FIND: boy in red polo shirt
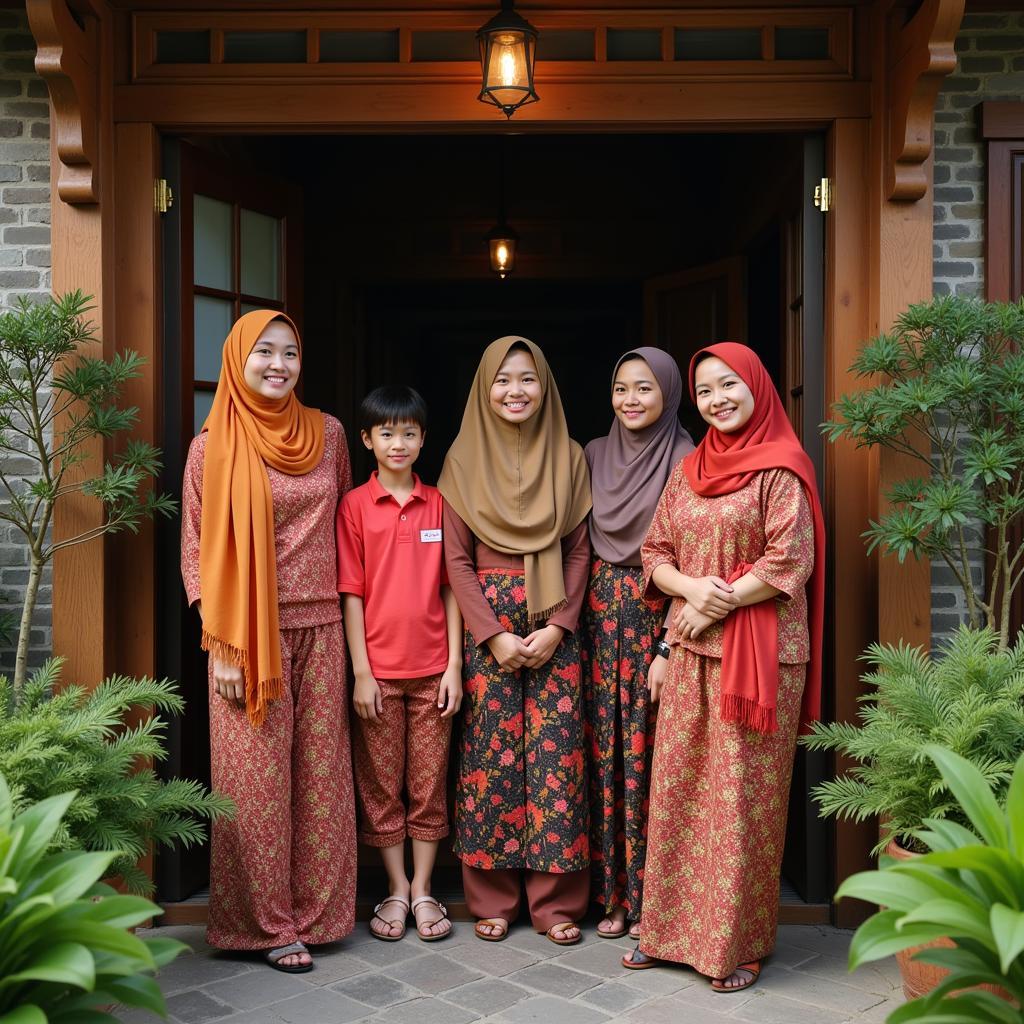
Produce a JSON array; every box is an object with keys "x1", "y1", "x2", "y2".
[{"x1": 337, "y1": 386, "x2": 463, "y2": 944}]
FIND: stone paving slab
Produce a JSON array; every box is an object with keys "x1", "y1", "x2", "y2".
[{"x1": 130, "y1": 921, "x2": 905, "y2": 1024}]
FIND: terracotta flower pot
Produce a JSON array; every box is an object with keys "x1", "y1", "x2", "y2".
[{"x1": 885, "y1": 840, "x2": 1015, "y2": 1005}]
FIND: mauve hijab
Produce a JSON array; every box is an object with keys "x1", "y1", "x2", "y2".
[{"x1": 585, "y1": 347, "x2": 695, "y2": 566}]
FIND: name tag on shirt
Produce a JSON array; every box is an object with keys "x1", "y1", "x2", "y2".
[{"x1": 420, "y1": 529, "x2": 442, "y2": 543}]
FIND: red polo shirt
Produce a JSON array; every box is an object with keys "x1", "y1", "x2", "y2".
[{"x1": 337, "y1": 472, "x2": 449, "y2": 680}]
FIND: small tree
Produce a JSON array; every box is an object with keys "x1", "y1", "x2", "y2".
[
  {"x1": 824, "y1": 295, "x2": 1024, "y2": 649},
  {"x1": 0, "y1": 292, "x2": 176, "y2": 693}
]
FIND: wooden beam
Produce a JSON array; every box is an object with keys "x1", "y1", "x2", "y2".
[{"x1": 112, "y1": 79, "x2": 871, "y2": 128}]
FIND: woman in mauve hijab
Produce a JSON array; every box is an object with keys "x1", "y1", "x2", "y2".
[
  {"x1": 624, "y1": 343, "x2": 824, "y2": 994},
  {"x1": 181, "y1": 310, "x2": 356, "y2": 973},
  {"x1": 581, "y1": 348, "x2": 693, "y2": 941}
]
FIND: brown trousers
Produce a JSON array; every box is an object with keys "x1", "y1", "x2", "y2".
[{"x1": 462, "y1": 864, "x2": 589, "y2": 932}]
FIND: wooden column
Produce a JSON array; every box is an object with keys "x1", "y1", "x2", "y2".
[{"x1": 33, "y1": 0, "x2": 116, "y2": 687}]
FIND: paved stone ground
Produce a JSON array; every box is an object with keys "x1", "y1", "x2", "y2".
[{"x1": 121, "y1": 920, "x2": 906, "y2": 1024}]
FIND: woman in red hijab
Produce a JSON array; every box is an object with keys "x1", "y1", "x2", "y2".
[{"x1": 622, "y1": 343, "x2": 824, "y2": 993}]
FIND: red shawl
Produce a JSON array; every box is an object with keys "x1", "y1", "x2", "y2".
[{"x1": 683, "y1": 342, "x2": 825, "y2": 735}]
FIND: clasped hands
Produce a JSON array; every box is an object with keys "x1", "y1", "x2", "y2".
[
  {"x1": 486, "y1": 624, "x2": 565, "y2": 672},
  {"x1": 674, "y1": 575, "x2": 740, "y2": 641}
]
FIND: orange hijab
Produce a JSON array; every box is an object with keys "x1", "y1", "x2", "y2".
[
  {"x1": 683, "y1": 342, "x2": 825, "y2": 735},
  {"x1": 198, "y1": 310, "x2": 325, "y2": 727}
]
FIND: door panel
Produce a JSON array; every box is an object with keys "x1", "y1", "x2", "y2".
[{"x1": 157, "y1": 140, "x2": 303, "y2": 902}]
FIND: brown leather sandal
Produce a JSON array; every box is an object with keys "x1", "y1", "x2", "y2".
[
  {"x1": 411, "y1": 895, "x2": 451, "y2": 942},
  {"x1": 711, "y1": 960, "x2": 761, "y2": 993},
  {"x1": 546, "y1": 922, "x2": 582, "y2": 946},
  {"x1": 474, "y1": 917, "x2": 509, "y2": 942},
  {"x1": 369, "y1": 895, "x2": 409, "y2": 942}
]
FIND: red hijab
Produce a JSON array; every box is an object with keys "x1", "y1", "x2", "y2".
[{"x1": 683, "y1": 342, "x2": 824, "y2": 735}]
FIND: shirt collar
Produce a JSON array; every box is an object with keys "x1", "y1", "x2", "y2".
[{"x1": 369, "y1": 471, "x2": 425, "y2": 505}]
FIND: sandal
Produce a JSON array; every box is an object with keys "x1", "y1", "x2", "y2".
[
  {"x1": 264, "y1": 941, "x2": 312, "y2": 974},
  {"x1": 711, "y1": 960, "x2": 761, "y2": 993},
  {"x1": 596, "y1": 911, "x2": 628, "y2": 939},
  {"x1": 621, "y1": 946, "x2": 660, "y2": 970},
  {"x1": 474, "y1": 917, "x2": 509, "y2": 942},
  {"x1": 411, "y1": 895, "x2": 451, "y2": 942},
  {"x1": 370, "y1": 895, "x2": 410, "y2": 942},
  {"x1": 628, "y1": 920, "x2": 642, "y2": 940},
  {"x1": 546, "y1": 922, "x2": 581, "y2": 946}
]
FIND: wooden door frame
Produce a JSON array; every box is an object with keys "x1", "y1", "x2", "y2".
[{"x1": 36, "y1": 0, "x2": 961, "y2": 929}]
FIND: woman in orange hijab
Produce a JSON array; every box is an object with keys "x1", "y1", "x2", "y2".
[
  {"x1": 624, "y1": 343, "x2": 824, "y2": 993},
  {"x1": 181, "y1": 310, "x2": 356, "y2": 972}
]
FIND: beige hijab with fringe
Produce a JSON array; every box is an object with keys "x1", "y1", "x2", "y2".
[{"x1": 439, "y1": 336, "x2": 592, "y2": 623}]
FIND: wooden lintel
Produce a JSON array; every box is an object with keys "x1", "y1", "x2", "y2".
[
  {"x1": 27, "y1": 0, "x2": 101, "y2": 204},
  {"x1": 885, "y1": 0, "x2": 965, "y2": 202}
]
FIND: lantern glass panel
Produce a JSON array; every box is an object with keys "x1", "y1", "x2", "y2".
[
  {"x1": 489, "y1": 235, "x2": 516, "y2": 277},
  {"x1": 484, "y1": 30, "x2": 531, "y2": 104}
]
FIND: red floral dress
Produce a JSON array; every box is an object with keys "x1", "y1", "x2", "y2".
[
  {"x1": 638, "y1": 463, "x2": 813, "y2": 978},
  {"x1": 580, "y1": 560, "x2": 660, "y2": 919}
]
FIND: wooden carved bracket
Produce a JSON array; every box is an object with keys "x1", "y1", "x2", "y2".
[
  {"x1": 27, "y1": 0, "x2": 100, "y2": 204},
  {"x1": 886, "y1": 0, "x2": 965, "y2": 202}
]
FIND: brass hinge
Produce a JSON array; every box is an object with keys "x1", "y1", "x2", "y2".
[
  {"x1": 154, "y1": 178, "x2": 174, "y2": 214},
  {"x1": 813, "y1": 177, "x2": 832, "y2": 213}
]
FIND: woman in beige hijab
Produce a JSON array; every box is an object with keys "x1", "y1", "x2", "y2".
[{"x1": 440, "y1": 337, "x2": 592, "y2": 945}]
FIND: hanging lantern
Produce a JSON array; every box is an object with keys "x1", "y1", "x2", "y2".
[
  {"x1": 477, "y1": 0, "x2": 539, "y2": 119},
  {"x1": 488, "y1": 222, "x2": 518, "y2": 279}
]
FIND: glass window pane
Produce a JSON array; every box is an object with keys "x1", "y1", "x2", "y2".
[
  {"x1": 774, "y1": 27, "x2": 829, "y2": 60},
  {"x1": 240, "y1": 302, "x2": 263, "y2": 316},
  {"x1": 156, "y1": 30, "x2": 210, "y2": 64},
  {"x1": 194, "y1": 195, "x2": 233, "y2": 291},
  {"x1": 675, "y1": 28, "x2": 762, "y2": 61},
  {"x1": 536, "y1": 30, "x2": 594, "y2": 61},
  {"x1": 607, "y1": 29, "x2": 662, "y2": 61},
  {"x1": 240, "y1": 209, "x2": 281, "y2": 300},
  {"x1": 224, "y1": 30, "x2": 306, "y2": 63},
  {"x1": 412, "y1": 31, "x2": 478, "y2": 62},
  {"x1": 194, "y1": 295, "x2": 234, "y2": 382},
  {"x1": 194, "y1": 390, "x2": 215, "y2": 436},
  {"x1": 320, "y1": 30, "x2": 399, "y2": 62}
]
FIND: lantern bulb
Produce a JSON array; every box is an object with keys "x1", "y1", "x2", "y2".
[{"x1": 499, "y1": 47, "x2": 517, "y2": 86}]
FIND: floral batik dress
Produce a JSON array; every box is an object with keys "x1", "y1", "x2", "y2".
[
  {"x1": 580, "y1": 559, "x2": 660, "y2": 919},
  {"x1": 638, "y1": 463, "x2": 813, "y2": 979}
]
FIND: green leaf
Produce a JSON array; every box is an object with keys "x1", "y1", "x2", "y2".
[
  {"x1": 24, "y1": 852, "x2": 117, "y2": 905},
  {"x1": 9, "y1": 792, "x2": 76, "y2": 881},
  {"x1": 0, "y1": 775, "x2": 12, "y2": 832},
  {"x1": 80, "y1": 894, "x2": 159, "y2": 930},
  {"x1": 41, "y1": 922, "x2": 154, "y2": 966},
  {"x1": 143, "y1": 936, "x2": 189, "y2": 969},
  {"x1": 899, "y1": 899, "x2": 997, "y2": 949},
  {"x1": 990, "y1": 904, "x2": 1024, "y2": 973},
  {"x1": 836, "y1": 868, "x2": 973, "y2": 911},
  {"x1": 847, "y1": 909, "x2": 950, "y2": 967},
  {"x1": 0, "y1": 942, "x2": 95, "y2": 992},
  {"x1": 1007, "y1": 756, "x2": 1024, "y2": 858},
  {"x1": 104, "y1": 973, "x2": 167, "y2": 1015},
  {"x1": 0, "y1": 1008, "x2": 48, "y2": 1024},
  {"x1": 924, "y1": 746, "x2": 1008, "y2": 849}
]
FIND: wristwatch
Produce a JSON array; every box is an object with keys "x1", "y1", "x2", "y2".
[{"x1": 655, "y1": 640, "x2": 672, "y2": 660}]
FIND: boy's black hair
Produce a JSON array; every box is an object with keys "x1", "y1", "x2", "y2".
[{"x1": 359, "y1": 385, "x2": 428, "y2": 434}]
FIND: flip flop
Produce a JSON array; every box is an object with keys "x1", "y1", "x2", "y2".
[
  {"x1": 370, "y1": 895, "x2": 410, "y2": 942},
  {"x1": 411, "y1": 895, "x2": 452, "y2": 942},
  {"x1": 474, "y1": 917, "x2": 509, "y2": 942},
  {"x1": 621, "y1": 946, "x2": 660, "y2": 970},
  {"x1": 711, "y1": 961, "x2": 761, "y2": 993},
  {"x1": 628, "y1": 920, "x2": 642, "y2": 940},
  {"x1": 264, "y1": 941, "x2": 312, "y2": 973},
  {"x1": 546, "y1": 922, "x2": 582, "y2": 946},
  {"x1": 596, "y1": 915, "x2": 628, "y2": 939}
]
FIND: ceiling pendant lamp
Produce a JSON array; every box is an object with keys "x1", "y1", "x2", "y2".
[
  {"x1": 477, "y1": 0, "x2": 539, "y2": 119},
  {"x1": 487, "y1": 147, "x2": 517, "y2": 279}
]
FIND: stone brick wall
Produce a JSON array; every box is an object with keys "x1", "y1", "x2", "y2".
[
  {"x1": 0, "y1": 5, "x2": 51, "y2": 671},
  {"x1": 931, "y1": 12, "x2": 1024, "y2": 645}
]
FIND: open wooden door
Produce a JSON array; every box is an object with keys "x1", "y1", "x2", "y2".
[
  {"x1": 642, "y1": 134, "x2": 831, "y2": 913},
  {"x1": 156, "y1": 140, "x2": 303, "y2": 903},
  {"x1": 643, "y1": 256, "x2": 745, "y2": 436}
]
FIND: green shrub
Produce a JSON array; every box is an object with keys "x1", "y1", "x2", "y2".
[
  {"x1": 0, "y1": 772, "x2": 187, "y2": 1023},
  {"x1": 0, "y1": 659, "x2": 234, "y2": 894},
  {"x1": 823, "y1": 295, "x2": 1024, "y2": 649},
  {"x1": 838, "y1": 745, "x2": 1024, "y2": 1023},
  {"x1": 802, "y1": 627, "x2": 1024, "y2": 854}
]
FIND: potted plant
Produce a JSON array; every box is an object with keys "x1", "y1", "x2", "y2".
[
  {"x1": 837, "y1": 745, "x2": 1022, "y2": 1022},
  {"x1": 0, "y1": 772, "x2": 188, "y2": 1023},
  {"x1": 0, "y1": 292, "x2": 231, "y2": 891},
  {"x1": 804, "y1": 295, "x2": 1024, "y2": 1000}
]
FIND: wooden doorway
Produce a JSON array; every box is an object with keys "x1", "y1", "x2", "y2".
[{"x1": 157, "y1": 130, "x2": 829, "y2": 921}]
